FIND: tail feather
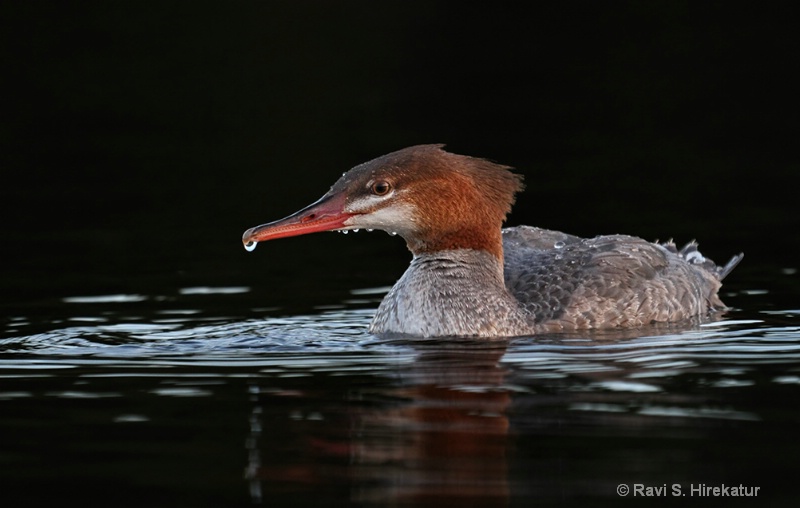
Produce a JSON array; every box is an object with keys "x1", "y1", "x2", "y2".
[
  {"x1": 717, "y1": 252, "x2": 744, "y2": 280},
  {"x1": 660, "y1": 240, "x2": 743, "y2": 281}
]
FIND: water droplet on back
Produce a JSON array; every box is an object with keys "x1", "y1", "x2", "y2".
[
  {"x1": 244, "y1": 241, "x2": 258, "y2": 252},
  {"x1": 554, "y1": 241, "x2": 565, "y2": 249}
]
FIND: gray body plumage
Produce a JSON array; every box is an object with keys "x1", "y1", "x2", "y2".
[{"x1": 369, "y1": 226, "x2": 742, "y2": 337}]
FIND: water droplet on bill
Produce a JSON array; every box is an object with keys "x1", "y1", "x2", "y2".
[{"x1": 244, "y1": 241, "x2": 258, "y2": 252}]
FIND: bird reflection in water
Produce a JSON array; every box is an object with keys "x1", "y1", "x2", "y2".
[{"x1": 245, "y1": 340, "x2": 511, "y2": 506}]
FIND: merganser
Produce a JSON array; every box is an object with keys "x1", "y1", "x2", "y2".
[{"x1": 242, "y1": 145, "x2": 742, "y2": 338}]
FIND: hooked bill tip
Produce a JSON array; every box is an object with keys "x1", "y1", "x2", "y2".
[{"x1": 242, "y1": 227, "x2": 258, "y2": 252}]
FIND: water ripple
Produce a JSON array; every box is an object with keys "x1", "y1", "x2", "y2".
[{"x1": 2, "y1": 310, "x2": 800, "y2": 385}]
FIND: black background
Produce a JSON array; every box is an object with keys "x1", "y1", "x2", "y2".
[{"x1": 2, "y1": 1, "x2": 798, "y2": 308}]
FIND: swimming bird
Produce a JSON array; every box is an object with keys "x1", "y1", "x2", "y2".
[{"x1": 242, "y1": 145, "x2": 742, "y2": 338}]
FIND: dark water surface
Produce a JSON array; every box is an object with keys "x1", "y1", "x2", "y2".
[{"x1": 3, "y1": 267, "x2": 800, "y2": 507}]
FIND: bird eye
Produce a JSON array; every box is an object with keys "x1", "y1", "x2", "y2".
[{"x1": 370, "y1": 180, "x2": 392, "y2": 196}]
